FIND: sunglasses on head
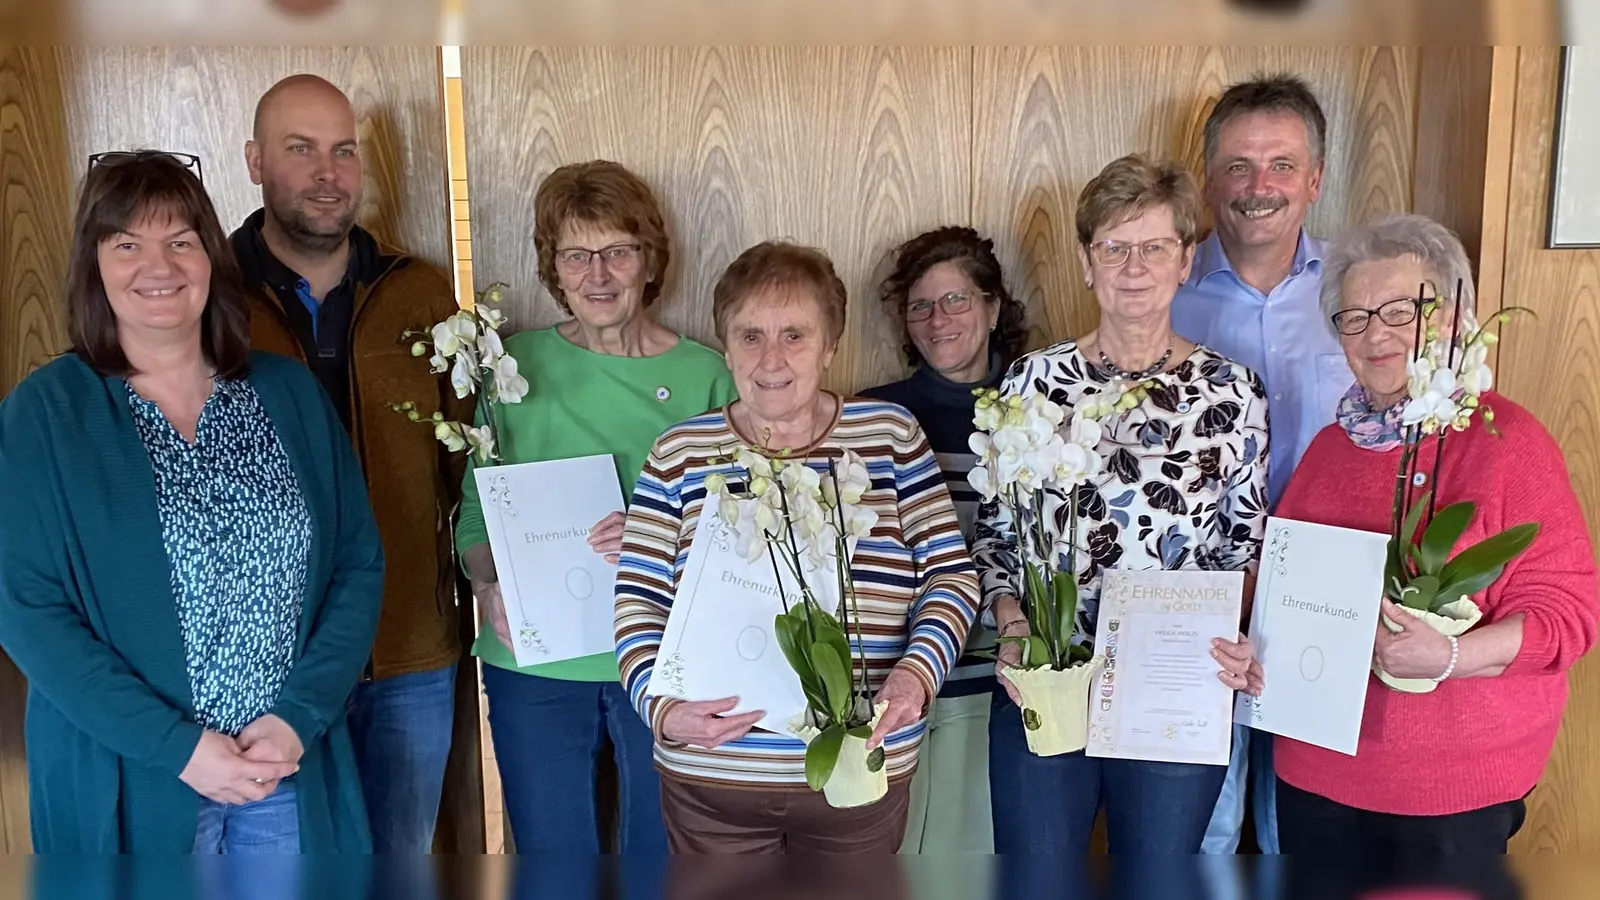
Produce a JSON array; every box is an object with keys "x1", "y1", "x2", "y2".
[{"x1": 87, "y1": 150, "x2": 203, "y2": 184}]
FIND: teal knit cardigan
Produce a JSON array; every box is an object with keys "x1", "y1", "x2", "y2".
[{"x1": 0, "y1": 351, "x2": 383, "y2": 853}]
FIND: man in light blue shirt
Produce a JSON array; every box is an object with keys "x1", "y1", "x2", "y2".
[{"x1": 1173, "y1": 75, "x2": 1355, "y2": 856}]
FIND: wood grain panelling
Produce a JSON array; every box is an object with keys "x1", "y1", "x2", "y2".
[
  {"x1": 1496, "y1": 46, "x2": 1600, "y2": 853},
  {"x1": 1412, "y1": 48, "x2": 1495, "y2": 272},
  {"x1": 0, "y1": 46, "x2": 73, "y2": 854},
  {"x1": 972, "y1": 48, "x2": 1416, "y2": 348},
  {"x1": 0, "y1": 48, "x2": 72, "y2": 399},
  {"x1": 460, "y1": 47, "x2": 972, "y2": 393},
  {"x1": 52, "y1": 47, "x2": 453, "y2": 274}
]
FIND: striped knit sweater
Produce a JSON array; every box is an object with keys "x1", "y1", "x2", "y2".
[{"x1": 614, "y1": 397, "x2": 981, "y2": 789}]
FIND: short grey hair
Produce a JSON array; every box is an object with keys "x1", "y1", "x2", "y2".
[{"x1": 1319, "y1": 213, "x2": 1477, "y2": 337}]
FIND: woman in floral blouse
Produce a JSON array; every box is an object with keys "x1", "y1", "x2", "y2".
[{"x1": 976, "y1": 154, "x2": 1267, "y2": 856}]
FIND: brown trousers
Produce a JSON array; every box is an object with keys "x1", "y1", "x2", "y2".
[{"x1": 659, "y1": 772, "x2": 912, "y2": 853}]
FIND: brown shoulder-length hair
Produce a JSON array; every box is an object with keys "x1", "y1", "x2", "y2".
[
  {"x1": 879, "y1": 226, "x2": 1028, "y2": 370},
  {"x1": 65, "y1": 151, "x2": 251, "y2": 378},
  {"x1": 533, "y1": 160, "x2": 671, "y2": 314}
]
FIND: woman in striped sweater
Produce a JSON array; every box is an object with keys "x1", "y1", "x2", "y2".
[{"x1": 614, "y1": 241, "x2": 981, "y2": 852}]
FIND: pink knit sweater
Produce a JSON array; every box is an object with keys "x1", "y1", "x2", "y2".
[{"x1": 1273, "y1": 392, "x2": 1598, "y2": 815}]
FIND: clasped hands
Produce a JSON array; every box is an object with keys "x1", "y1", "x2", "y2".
[
  {"x1": 475, "y1": 511, "x2": 625, "y2": 649},
  {"x1": 179, "y1": 713, "x2": 304, "y2": 805}
]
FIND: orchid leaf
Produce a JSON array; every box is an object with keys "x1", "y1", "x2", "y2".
[
  {"x1": 811, "y1": 641, "x2": 853, "y2": 723},
  {"x1": 1067, "y1": 643, "x2": 1094, "y2": 664},
  {"x1": 847, "y1": 724, "x2": 873, "y2": 740},
  {"x1": 775, "y1": 612, "x2": 829, "y2": 713},
  {"x1": 1400, "y1": 574, "x2": 1440, "y2": 612},
  {"x1": 1439, "y1": 523, "x2": 1540, "y2": 590},
  {"x1": 1052, "y1": 571, "x2": 1080, "y2": 661},
  {"x1": 1025, "y1": 562, "x2": 1052, "y2": 650},
  {"x1": 804, "y1": 724, "x2": 845, "y2": 791},
  {"x1": 1419, "y1": 502, "x2": 1475, "y2": 575},
  {"x1": 1027, "y1": 635, "x2": 1052, "y2": 669},
  {"x1": 1400, "y1": 490, "x2": 1432, "y2": 552},
  {"x1": 1435, "y1": 565, "x2": 1503, "y2": 608}
]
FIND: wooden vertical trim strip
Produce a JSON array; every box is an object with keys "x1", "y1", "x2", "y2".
[{"x1": 1474, "y1": 46, "x2": 1521, "y2": 374}]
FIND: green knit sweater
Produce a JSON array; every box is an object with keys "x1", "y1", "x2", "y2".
[
  {"x1": 0, "y1": 352, "x2": 383, "y2": 854},
  {"x1": 456, "y1": 326, "x2": 736, "y2": 681}
]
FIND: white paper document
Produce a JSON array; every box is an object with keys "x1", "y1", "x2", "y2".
[
  {"x1": 1234, "y1": 517, "x2": 1388, "y2": 756},
  {"x1": 646, "y1": 505, "x2": 847, "y2": 735},
  {"x1": 1087, "y1": 569, "x2": 1244, "y2": 766},
  {"x1": 474, "y1": 455, "x2": 624, "y2": 667}
]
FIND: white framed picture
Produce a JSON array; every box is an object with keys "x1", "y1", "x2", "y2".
[{"x1": 1549, "y1": 46, "x2": 1600, "y2": 249}]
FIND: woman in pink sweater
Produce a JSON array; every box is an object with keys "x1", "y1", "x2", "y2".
[{"x1": 1273, "y1": 212, "x2": 1598, "y2": 864}]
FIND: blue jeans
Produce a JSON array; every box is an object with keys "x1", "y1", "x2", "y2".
[
  {"x1": 988, "y1": 687, "x2": 1226, "y2": 854},
  {"x1": 347, "y1": 663, "x2": 457, "y2": 853},
  {"x1": 481, "y1": 665, "x2": 667, "y2": 854},
  {"x1": 193, "y1": 781, "x2": 300, "y2": 900},
  {"x1": 1200, "y1": 723, "x2": 1280, "y2": 853}
]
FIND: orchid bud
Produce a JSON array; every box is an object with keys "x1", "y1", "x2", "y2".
[
  {"x1": 484, "y1": 283, "x2": 507, "y2": 305},
  {"x1": 1426, "y1": 328, "x2": 1439, "y2": 341},
  {"x1": 1481, "y1": 331, "x2": 1499, "y2": 345},
  {"x1": 705, "y1": 473, "x2": 728, "y2": 495},
  {"x1": 1464, "y1": 396, "x2": 1479, "y2": 409},
  {"x1": 1482, "y1": 408, "x2": 1496, "y2": 423},
  {"x1": 411, "y1": 341, "x2": 428, "y2": 357},
  {"x1": 750, "y1": 476, "x2": 772, "y2": 496},
  {"x1": 406, "y1": 409, "x2": 422, "y2": 422},
  {"x1": 432, "y1": 411, "x2": 445, "y2": 423}
]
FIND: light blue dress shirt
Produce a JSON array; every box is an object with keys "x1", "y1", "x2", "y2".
[{"x1": 1172, "y1": 230, "x2": 1354, "y2": 508}]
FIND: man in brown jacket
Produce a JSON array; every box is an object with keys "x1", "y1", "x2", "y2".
[{"x1": 231, "y1": 74, "x2": 471, "y2": 852}]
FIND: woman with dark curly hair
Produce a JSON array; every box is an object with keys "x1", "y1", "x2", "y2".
[{"x1": 859, "y1": 225, "x2": 1028, "y2": 854}]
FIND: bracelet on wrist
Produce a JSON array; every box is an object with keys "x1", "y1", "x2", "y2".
[
  {"x1": 998, "y1": 619, "x2": 1029, "y2": 636},
  {"x1": 1434, "y1": 634, "x2": 1460, "y2": 682}
]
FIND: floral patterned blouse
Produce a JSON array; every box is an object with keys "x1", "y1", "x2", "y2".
[
  {"x1": 972, "y1": 339, "x2": 1270, "y2": 650},
  {"x1": 128, "y1": 378, "x2": 310, "y2": 736}
]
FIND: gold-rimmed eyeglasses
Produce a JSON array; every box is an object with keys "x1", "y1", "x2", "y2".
[{"x1": 1087, "y1": 237, "x2": 1182, "y2": 268}]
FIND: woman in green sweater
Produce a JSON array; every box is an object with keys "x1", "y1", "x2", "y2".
[
  {"x1": 456, "y1": 161, "x2": 734, "y2": 853},
  {"x1": 0, "y1": 152, "x2": 381, "y2": 865}
]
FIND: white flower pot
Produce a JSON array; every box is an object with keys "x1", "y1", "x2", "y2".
[
  {"x1": 1006, "y1": 660, "x2": 1102, "y2": 756},
  {"x1": 1373, "y1": 598, "x2": 1484, "y2": 694},
  {"x1": 789, "y1": 701, "x2": 891, "y2": 809}
]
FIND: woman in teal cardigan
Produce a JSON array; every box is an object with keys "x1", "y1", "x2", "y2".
[{"x1": 0, "y1": 151, "x2": 382, "y2": 856}]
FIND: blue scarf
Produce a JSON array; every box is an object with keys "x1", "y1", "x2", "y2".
[{"x1": 1336, "y1": 382, "x2": 1407, "y2": 452}]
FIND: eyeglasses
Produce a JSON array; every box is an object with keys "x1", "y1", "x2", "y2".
[
  {"x1": 88, "y1": 150, "x2": 203, "y2": 184},
  {"x1": 904, "y1": 290, "x2": 986, "y2": 323},
  {"x1": 1087, "y1": 237, "x2": 1183, "y2": 268},
  {"x1": 554, "y1": 243, "x2": 643, "y2": 274},
  {"x1": 1330, "y1": 296, "x2": 1426, "y2": 336}
]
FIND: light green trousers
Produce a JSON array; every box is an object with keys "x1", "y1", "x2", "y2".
[{"x1": 899, "y1": 690, "x2": 994, "y2": 854}]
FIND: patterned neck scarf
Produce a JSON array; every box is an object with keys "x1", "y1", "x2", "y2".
[{"x1": 1336, "y1": 382, "x2": 1407, "y2": 452}]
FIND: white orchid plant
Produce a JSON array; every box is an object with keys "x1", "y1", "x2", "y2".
[
  {"x1": 1385, "y1": 282, "x2": 1539, "y2": 615},
  {"x1": 968, "y1": 388, "x2": 1105, "y2": 672},
  {"x1": 703, "y1": 447, "x2": 882, "y2": 791},
  {"x1": 392, "y1": 281, "x2": 528, "y2": 464}
]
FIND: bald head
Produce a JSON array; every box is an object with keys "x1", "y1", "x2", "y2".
[
  {"x1": 246, "y1": 74, "x2": 362, "y2": 255},
  {"x1": 252, "y1": 74, "x2": 352, "y2": 142}
]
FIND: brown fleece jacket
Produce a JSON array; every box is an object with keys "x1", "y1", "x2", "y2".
[{"x1": 234, "y1": 217, "x2": 473, "y2": 680}]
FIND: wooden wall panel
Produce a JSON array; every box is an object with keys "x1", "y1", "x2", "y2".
[
  {"x1": 0, "y1": 46, "x2": 74, "y2": 854},
  {"x1": 53, "y1": 47, "x2": 453, "y2": 275},
  {"x1": 972, "y1": 47, "x2": 1416, "y2": 348},
  {"x1": 1496, "y1": 47, "x2": 1600, "y2": 854},
  {"x1": 460, "y1": 47, "x2": 973, "y2": 394}
]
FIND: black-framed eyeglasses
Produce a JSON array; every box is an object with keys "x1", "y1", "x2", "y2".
[
  {"x1": 904, "y1": 290, "x2": 987, "y2": 323},
  {"x1": 554, "y1": 242, "x2": 643, "y2": 273},
  {"x1": 1330, "y1": 296, "x2": 1426, "y2": 336},
  {"x1": 87, "y1": 150, "x2": 203, "y2": 184}
]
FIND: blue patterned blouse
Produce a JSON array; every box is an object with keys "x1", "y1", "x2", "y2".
[{"x1": 128, "y1": 378, "x2": 311, "y2": 736}]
